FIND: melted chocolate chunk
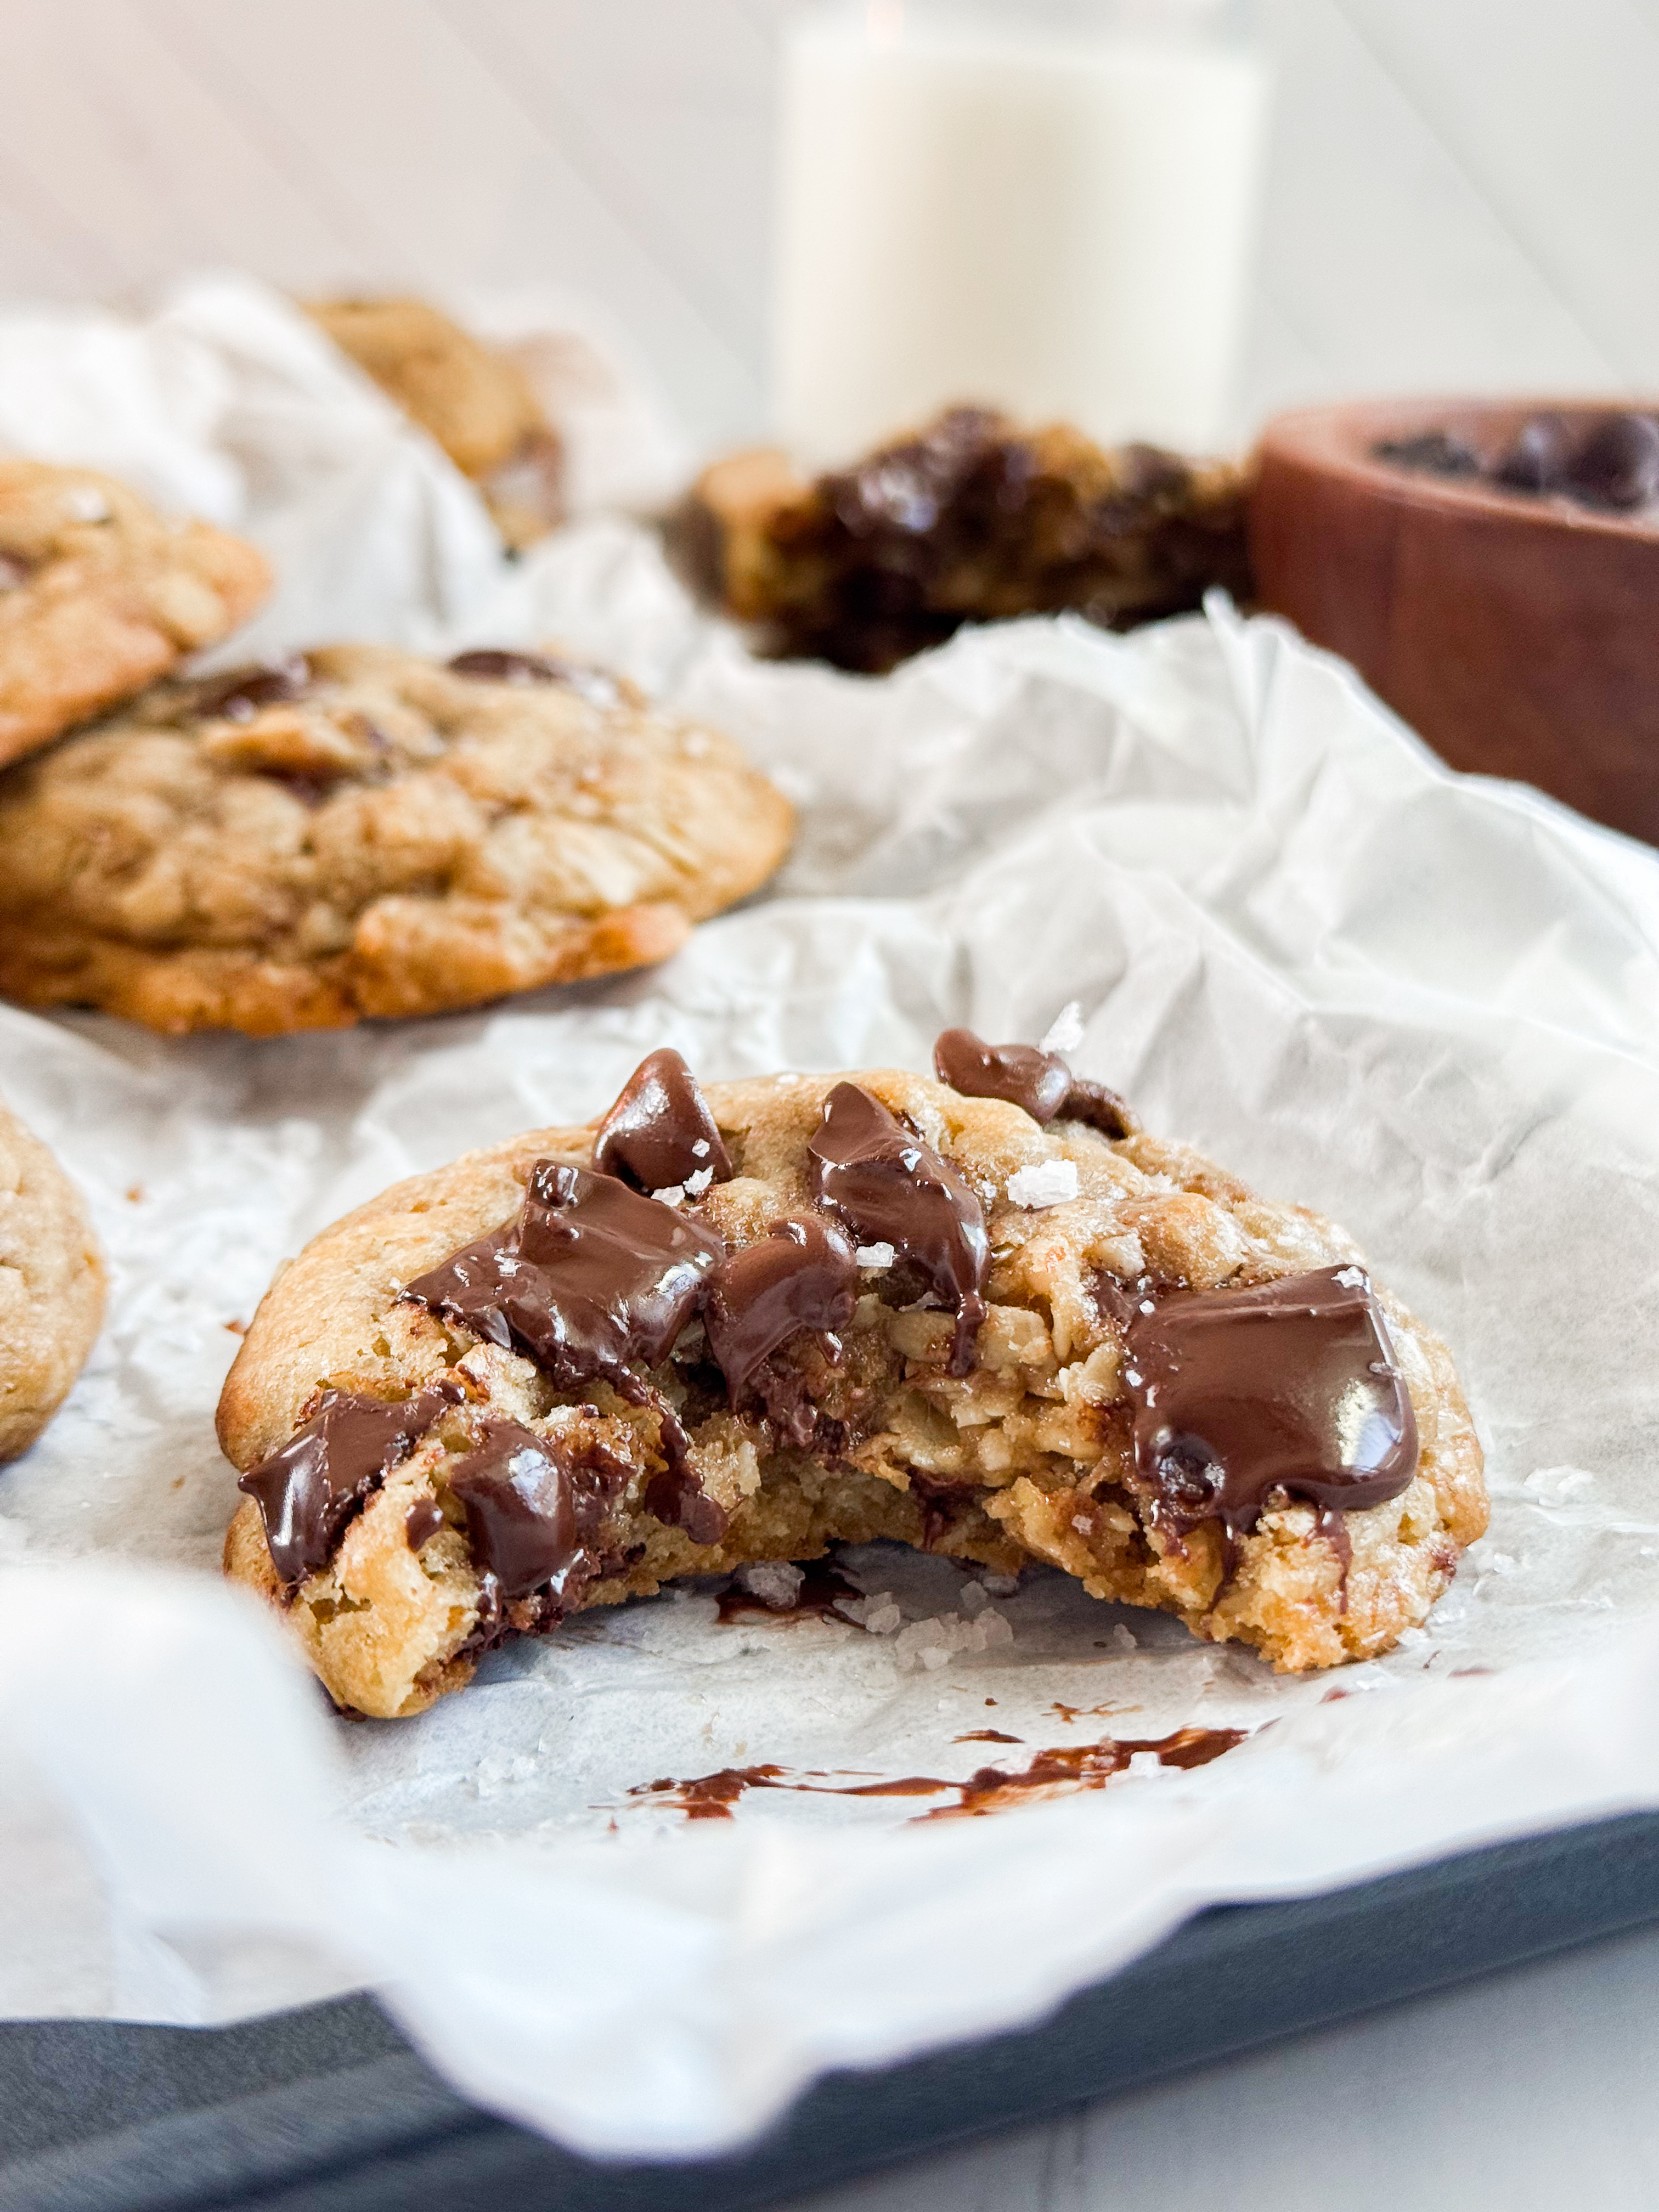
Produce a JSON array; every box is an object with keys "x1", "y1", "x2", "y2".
[
  {"x1": 194, "y1": 656, "x2": 313, "y2": 724},
  {"x1": 933, "y1": 1028, "x2": 1070, "y2": 1121},
  {"x1": 402, "y1": 1161, "x2": 727, "y2": 1539},
  {"x1": 703, "y1": 1216, "x2": 857, "y2": 1410},
  {"x1": 240, "y1": 1385, "x2": 454, "y2": 1585},
  {"x1": 1058, "y1": 1078, "x2": 1136, "y2": 1139},
  {"x1": 807, "y1": 1084, "x2": 989, "y2": 1375},
  {"x1": 591, "y1": 1048, "x2": 734, "y2": 1195},
  {"x1": 447, "y1": 1418, "x2": 629, "y2": 1602},
  {"x1": 0, "y1": 551, "x2": 30, "y2": 591},
  {"x1": 1121, "y1": 1265, "x2": 1417, "y2": 1546},
  {"x1": 933, "y1": 1026, "x2": 1137, "y2": 1139},
  {"x1": 404, "y1": 1497, "x2": 447, "y2": 1552}
]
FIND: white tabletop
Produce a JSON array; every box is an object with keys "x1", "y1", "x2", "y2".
[{"x1": 793, "y1": 1918, "x2": 1659, "y2": 2211}]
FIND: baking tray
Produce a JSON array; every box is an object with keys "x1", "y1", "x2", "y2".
[{"x1": 9, "y1": 1807, "x2": 1659, "y2": 2212}]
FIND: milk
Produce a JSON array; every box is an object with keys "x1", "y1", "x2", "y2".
[{"x1": 772, "y1": 3, "x2": 1271, "y2": 460}]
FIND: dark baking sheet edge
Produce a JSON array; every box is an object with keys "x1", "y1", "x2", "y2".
[{"x1": 9, "y1": 1807, "x2": 1659, "y2": 2212}]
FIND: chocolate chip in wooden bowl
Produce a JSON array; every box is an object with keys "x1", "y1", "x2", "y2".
[
  {"x1": 1370, "y1": 430, "x2": 1481, "y2": 479},
  {"x1": 1561, "y1": 410, "x2": 1659, "y2": 511},
  {"x1": 1491, "y1": 412, "x2": 1572, "y2": 494}
]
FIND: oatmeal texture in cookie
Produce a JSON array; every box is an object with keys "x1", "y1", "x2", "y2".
[
  {"x1": 304, "y1": 297, "x2": 565, "y2": 549},
  {"x1": 0, "y1": 645, "x2": 795, "y2": 1035},
  {"x1": 0, "y1": 459, "x2": 270, "y2": 768},
  {"x1": 0, "y1": 1100, "x2": 105, "y2": 1460},
  {"x1": 220, "y1": 1042, "x2": 1486, "y2": 1718}
]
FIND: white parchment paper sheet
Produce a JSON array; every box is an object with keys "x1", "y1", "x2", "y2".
[{"x1": 3, "y1": 281, "x2": 1659, "y2": 2156}]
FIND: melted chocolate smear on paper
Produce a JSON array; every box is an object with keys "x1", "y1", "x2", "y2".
[
  {"x1": 241, "y1": 1383, "x2": 457, "y2": 1584},
  {"x1": 714, "y1": 1555, "x2": 863, "y2": 1626},
  {"x1": 448, "y1": 1417, "x2": 632, "y2": 1603},
  {"x1": 591, "y1": 1048, "x2": 733, "y2": 1195},
  {"x1": 703, "y1": 1215, "x2": 857, "y2": 1416},
  {"x1": 933, "y1": 1027, "x2": 1136, "y2": 1139},
  {"x1": 631, "y1": 1725, "x2": 1245, "y2": 1823},
  {"x1": 1122, "y1": 1265, "x2": 1417, "y2": 1564},
  {"x1": 808, "y1": 1082, "x2": 988, "y2": 1375},
  {"x1": 194, "y1": 656, "x2": 313, "y2": 723},
  {"x1": 402, "y1": 1160, "x2": 728, "y2": 1543}
]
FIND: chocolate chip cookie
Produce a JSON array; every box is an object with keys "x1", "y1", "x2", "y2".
[
  {"x1": 0, "y1": 460, "x2": 270, "y2": 769},
  {"x1": 219, "y1": 1036, "x2": 1485, "y2": 1718},
  {"x1": 669, "y1": 406, "x2": 1254, "y2": 673},
  {"x1": 0, "y1": 1100, "x2": 105, "y2": 1461},
  {"x1": 0, "y1": 646, "x2": 794, "y2": 1035},
  {"x1": 304, "y1": 297, "x2": 565, "y2": 549}
]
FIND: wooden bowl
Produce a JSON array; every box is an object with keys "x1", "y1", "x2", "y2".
[{"x1": 1249, "y1": 398, "x2": 1659, "y2": 842}]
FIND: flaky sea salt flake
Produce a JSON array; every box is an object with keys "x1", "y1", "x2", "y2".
[
  {"x1": 1040, "y1": 1001, "x2": 1085, "y2": 1054},
  {"x1": 1006, "y1": 1159, "x2": 1079, "y2": 1210}
]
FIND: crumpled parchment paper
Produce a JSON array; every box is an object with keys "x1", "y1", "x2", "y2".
[{"x1": 3, "y1": 280, "x2": 1659, "y2": 2159}]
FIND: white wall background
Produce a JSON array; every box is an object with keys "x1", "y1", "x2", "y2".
[{"x1": 0, "y1": 0, "x2": 1652, "y2": 452}]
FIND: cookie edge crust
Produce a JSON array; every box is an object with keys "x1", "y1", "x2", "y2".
[{"x1": 0, "y1": 1103, "x2": 108, "y2": 1462}]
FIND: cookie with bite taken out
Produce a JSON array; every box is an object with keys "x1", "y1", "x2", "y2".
[{"x1": 220, "y1": 1034, "x2": 1485, "y2": 1718}]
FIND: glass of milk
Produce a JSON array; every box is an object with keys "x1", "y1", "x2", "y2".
[{"x1": 772, "y1": 0, "x2": 1272, "y2": 461}]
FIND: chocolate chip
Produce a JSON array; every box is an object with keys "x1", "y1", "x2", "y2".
[
  {"x1": 447, "y1": 647, "x2": 621, "y2": 709},
  {"x1": 1561, "y1": 411, "x2": 1659, "y2": 511},
  {"x1": 401, "y1": 1160, "x2": 728, "y2": 1541},
  {"x1": 933, "y1": 1028, "x2": 1070, "y2": 1122},
  {"x1": 240, "y1": 1385, "x2": 456, "y2": 1585},
  {"x1": 592, "y1": 1049, "x2": 733, "y2": 1195},
  {"x1": 447, "y1": 648, "x2": 572, "y2": 685},
  {"x1": 1373, "y1": 431, "x2": 1481, "y2": 479},
  {"x1": 807, "y1": 1084, "x2": 989, "y2": 1376},
  {"x1": 1122, "y1": 1266, "x2": 1418, "y2": 1548},
  {"x1": 703, "y1": 1216, "x2": 858, "y2": 1410},
  {"x1": 195, "y1": 656, "x2": 313, "y2": 724},
  {"x1": 0, "y1": 552, "x2": 30, "y2": 591},
  {"x1": 1491, "y1": 413, "x2": 1571, "y2": 494},
  {"x1": 405, "y1": 1497, "x2": 447, "y2": 1551}
]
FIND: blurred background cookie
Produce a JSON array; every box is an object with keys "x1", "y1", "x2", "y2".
[
  {"x1": 0, "y1": 643, "x2": 794, "y2": 1035},
  {"x1": 304, "y1": 296, "x2": 566, "y2": 551},
  {"x1": 0, "y1": 1098, "x2": 105, "y2": 1463},
  {"x1": 0, "y1": 459, "x2": 270, "y2": 768},
  {"x1": 670, "y1": 407, "x2": 1253, "y2": 674}
]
